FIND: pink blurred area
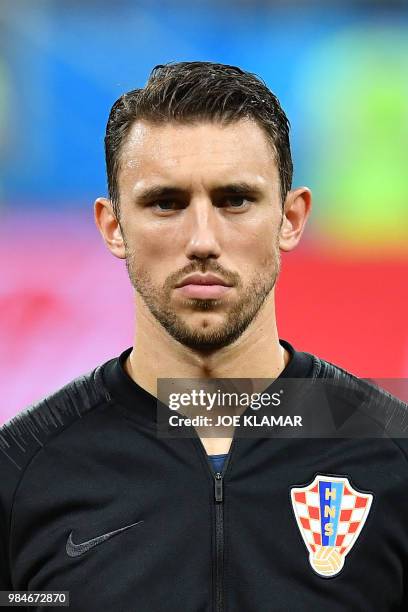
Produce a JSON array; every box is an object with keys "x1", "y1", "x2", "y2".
[
  {"x1": 0, "y1": 211, "x2": 134, "y2": 425},
  {"x1": 1, "y1": 211, "x2": 407, "y2": 425}
]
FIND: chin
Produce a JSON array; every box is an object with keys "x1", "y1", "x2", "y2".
[{"x1": 185, "y1": 313, "x2": 227, "y2": 329}]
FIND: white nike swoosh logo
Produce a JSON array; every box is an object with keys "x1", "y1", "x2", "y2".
[{"x1": 66, "y1": 520, "x2": 144, "y2": 557}]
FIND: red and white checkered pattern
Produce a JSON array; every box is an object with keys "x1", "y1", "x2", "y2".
[{"x1": 291, "y1": 476, "x2": 373, "y2": 557}]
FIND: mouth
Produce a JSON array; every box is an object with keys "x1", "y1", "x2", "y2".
[
  {"x1": 175, "y1": 284, "x2": 232, "y2": 299},
  {"x1": 174, "y1": 273, "x2": 233, "y2": 299}
]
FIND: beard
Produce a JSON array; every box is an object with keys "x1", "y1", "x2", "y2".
[{"x1": 123, "y1": 237, "x2": 281, "y2": 352}]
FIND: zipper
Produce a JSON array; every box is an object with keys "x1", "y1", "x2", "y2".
[
  {"x1": 214, "y1": 471, "x2": 224, "y2": 612},
  {"x1": 193, "y1": 437, "x2": 235, "y2": 612}
]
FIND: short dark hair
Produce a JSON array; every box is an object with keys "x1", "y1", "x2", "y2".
[{"x1": 104, "y1": 61, "x2": 293, "y2": 218}]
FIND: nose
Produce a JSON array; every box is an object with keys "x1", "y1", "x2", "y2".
[{"x1": 184, "y1": 197, "x2": 222, "y2": 261}]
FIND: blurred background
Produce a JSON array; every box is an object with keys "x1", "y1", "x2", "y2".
[{"x1": 1, "y1": 0, "x2": 407, "y2": 423}]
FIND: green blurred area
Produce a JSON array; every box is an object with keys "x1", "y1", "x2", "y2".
[{"x1": 299, "y1": 26, "x2": 408, "y2": 251}]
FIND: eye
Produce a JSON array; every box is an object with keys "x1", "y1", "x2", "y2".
[
  {"x1": 221, "y1": 196, "x2": 252, "y2": 210},
  {"x1": 152, "y1": 200, "x2": 185, "y2": 212}
]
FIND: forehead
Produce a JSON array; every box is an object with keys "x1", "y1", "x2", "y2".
[{"x1": 118, "y1": 118, "x2": 279, "y2": 189}]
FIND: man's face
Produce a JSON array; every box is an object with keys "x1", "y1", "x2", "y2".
[{"x1": 116, "y1": 118, "x2": 283, "y2": 351}]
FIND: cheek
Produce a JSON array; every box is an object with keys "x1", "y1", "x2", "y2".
[
  {"x1": 233, "y1": 221, "x2": 279, "y2": 266},
  {"x1": 132, "y1": 218, "x2": 182, "y2": 255},
  {"x1": 126, "y1": 219, "x2": 171, "y2": 257},
  {"x1": 126, "y1": 228, "x2": 177, "y2": 287}
]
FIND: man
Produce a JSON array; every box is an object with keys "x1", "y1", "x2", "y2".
[{"x1": 1, "y1": 62, "x2": 407, "y2": 611}]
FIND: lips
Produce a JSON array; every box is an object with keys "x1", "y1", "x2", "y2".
[
  {"x1": 175, "y1": 274, "x2": 232, "y2": 288},
  {"x1": 175, "y1": 273, "x2": 233, "y2": 299}
]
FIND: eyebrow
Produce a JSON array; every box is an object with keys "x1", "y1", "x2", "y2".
[
  {"x1": 136, "y1": 186, "x2": 185, "y2": 201},
  {"x1": 135, "y1": 181, "x2": 264, "y2": 202},
  {"x1": 212, "y1": 182, "x2": 263, "y2": 197}
]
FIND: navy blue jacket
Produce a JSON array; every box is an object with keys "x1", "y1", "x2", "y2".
[{"x1": 1, "y1": 341, "x2": 407, "y2": 611}]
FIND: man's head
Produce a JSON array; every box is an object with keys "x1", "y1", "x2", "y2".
[
  {"x1": 105, "y1": 62, "x2": 294, "y2": 219},
  {"x1": 95, "y1": 61, "x2": 311, "y2": 352}
]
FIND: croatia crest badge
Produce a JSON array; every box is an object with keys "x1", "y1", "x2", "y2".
[{"x1": 290, "y1": 474, "x2": 373, "y2": 577}]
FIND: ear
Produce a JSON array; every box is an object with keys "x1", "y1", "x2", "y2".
[
  {"x1": 94, "y1": 197, "x2": 126, "y2": 259},
  {"x1": 279, "y1": 187, "x2": 312, "y2": 252}
]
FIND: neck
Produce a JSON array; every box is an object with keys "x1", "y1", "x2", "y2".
[{"x1": 125, "y1": 291, "x2": 290, "y2": 398}]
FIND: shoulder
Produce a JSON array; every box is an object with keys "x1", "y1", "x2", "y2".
[
  {"x1": 0, "y1": 364, "x2": 110, "y2": 476},
  {"x1": 315, "y1": 353, "x2": 405, "y2": 407},
  {"x1": 312, "y1": 353, "x2": 408, "y2": 458},
  {"x1": 0, "y1": 363, "x2": 112, "y2": 587}
]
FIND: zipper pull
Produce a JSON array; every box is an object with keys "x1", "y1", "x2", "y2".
[{"x1": 214, "y1": 472, "x2": 223, "y2": 502}]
